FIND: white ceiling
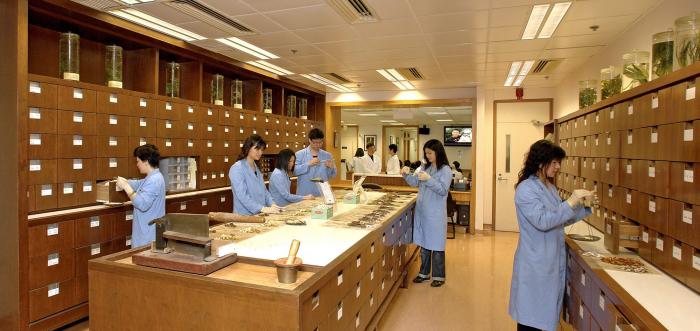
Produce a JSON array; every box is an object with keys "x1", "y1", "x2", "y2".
[
  {"x1": 74, "y1": 0, "x2": 663, "y2": 92},
  {"x1": 341, "y1": 106, "x2": 472, "y2": 126}
]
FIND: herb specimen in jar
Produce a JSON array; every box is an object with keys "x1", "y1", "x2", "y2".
[
  {"x1": 579, "y1": 87, "x2": 596, "y2": 108},
  {"x1": 622, "y1": 63, "x2": 649, "y2": 91},
  {"x1": 600, "y1": 75, "x2": 622, "y2": 100},
  {"x1": 677, "y1": 35, "x2": 700, "y2": 67},
  {"x1": 652, "y1": 39, "x2": 674, "y2": 78}
]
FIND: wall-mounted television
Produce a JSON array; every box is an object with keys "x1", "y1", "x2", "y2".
[{"x1": 444, "y1": 126, "x2": 472, "y2": 146}]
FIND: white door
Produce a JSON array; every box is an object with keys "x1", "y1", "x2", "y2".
[{"x1": 494, "y1": 101, "x2": 550, "y2": 232}]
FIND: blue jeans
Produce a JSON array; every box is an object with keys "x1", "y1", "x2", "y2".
[{"x1": 418, "y1": 247, "x2": 445, "y2": 281}]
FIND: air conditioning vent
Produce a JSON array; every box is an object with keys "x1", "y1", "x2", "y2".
[
  {"x1": 326, "y1": 0, "x2": 379, "y2": 24},
  {"x1": 326, "y1": 73, "x2": 352, "y2": 84},
  {"x1": 397, "y1": 67, "x2": 425, "y2": 80},
  {"x1": 166, "y1": 0, "x2": 255, "y2": 35},
  {"x1": 531, "y1": 59, "x2": 563, "y2": 75}
]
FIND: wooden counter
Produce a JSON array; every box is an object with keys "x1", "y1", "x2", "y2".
[{"x1": 89, "y1": 192, "x2": 419, "y2": 330}]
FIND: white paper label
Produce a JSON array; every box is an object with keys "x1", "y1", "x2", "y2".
[
  {"x1": 649, "y1": 200, "x2": 656, "y2": 213},
  {"x1": 225, "y1": 111, "x2": 230, "y2": 118},
  {"x1": 109, "y1": 158, "x2": 118, "y2": 168},
  {"x1": 652, "y1": 96, "x2": 659, "y2": 109},
  {"x1": 581, "y1": 273, "x2": 586, "y2": 286},
  {"x1": 188, "y1": 123, "x2": 194, "y2": 131},
  {"x1": 610, "y1": 110, "x2": 615, "y2": 119},
  {"x1": 188, "y1": 140, "x2": 193, "y2": 148},
  {"x1": 239, "y1": 113, "x2": 244, "y2": 120},
  {"x1": 685, "y1": 169, "x2": 694, "y2": 183},
  {"x1": 72, "y1": 159, "x2": 83, "y2": 170},
  {"x1": 48, "y1": 284, "x2": 59, "y2": 297},
  {"x1": 224, "y1": 142, "x2": 229, "y2": 148},
  {"x1": 206, "y1": 141, "x2": 212, "y2": 148},
  {"x1": 29, "y1": 108, "x2": 41, "y2": 120},
  {"x1": 356, "y1": 257, "x2": 361, "y2": 268},
  {"x1": 41, "y1": 185, "x2": 52, "y2": 196},
  {"x1": 83, "y1": 181, "x2": 92, "y2": 192},
  {"x1": 221, "y1": 196, "x2": 226, "y2": 203},
  {"x1": 29, "y1": 160, "x2": 41, "y2": 172},
  {"x1": 126, "y1": 212, "x2": 134, "y2": 221},
  {"x1": 140, "y1": 138, "x2": 147, "y2": 146},
  {"x1": 656, "y1": 238, "x2": 664, "y2": 251},
  {"x1": 126, "y1": 237, "x2": 132, "y2": 246},
  {"x1": 63, "y1": 183, "x2": 73, "y2": 195},
  {"x1": 627, "y1": 104, "x2": 634, "y2": 115},
  {"x1": 47, "y1": 223, "x2": 58, "y2": 236},
  {"x1": 109, "y1": 94, "x2": 118, "y2": 103},
  {"x1": 627, "y1": 133, "x2": 633, "y2": 144},
  {"x1": 579, "y1": 305, "x2": 584, "y2": 318},
  {"x1": 48, "y1": 253, "x2": 59, "y2": 267},
  {"x1": 626, "y1": 193, "x2": 632, "y2": 204},
  {"x1": 607, "y1": 136, "x2": 612, "y2": 145},
  {"x1": 606, "y1": 162, "x2": 610, "y2": 172},
  {"x1": 207, "y1": 109, "x2": 213, "y2": 116},
  {"x1": 165, "y1": 139, "x2": 172, "y2": 147},
  {"x1": 627, "y1": 164, "x2": 632, "y2": 174},
  {"x1": 606, "y1": 223, "x2": 612, "y2": 234},
  {"x1": 224, "y1": 156, "x2": 229, "y2": 163},
  {"x1": 73, "y1": 135, "x2": 83, "y2": 146},
  {"x1": 337, "y1": 305, "x2": 343, "y2": 320},
  {"x1": 337, "y1": 272, "x2": 343, "y2": 285},
  {"x1": 207, "y1": 157, "x2": 212, "y2": 164},
  {"x1": 109, "y1": 137, "x2": 118, "y2": 146},
  {"x1": 651, "y1": 132, "x2": 658, "y2": 143},
  {"x1": 91, "y1": 244, "x2": 101, "y2": 256},
  {"x1": 356, "y1": 285, "x2": 361, "y2": 298},
  {"x1": 686, "y1": 86, "x2": 696, "y2": 100},
  {"x1": 648, "y1": 166, "x2": 656, "y2": 178},
  {"x1": 224, "y1": 127, "x2": 229, "y2": 133},
  {"x1": 608, "y1": 188, "x2": 613, "y2": 198},
  {"x1": 73, "y1": 112, "x2": 83, "y2": 123},
  {"x1": 73, "y1": 89, "x2": 83, "y2": 99},
  {"x1": 685, "y1": 128, "x2": 694, "y2": 141},
  {"x1": 220, "y1": 171, "x2": 224, "y2": 178},
  {"x1": 673, "y1": 245, "x2": 682, "y2": 260},
  {"x1": 109, "y1": 115, "x2": 118, "y2": 125},
  {"x1": 140, "y1": 98, "x2": 147, "y2": 107},
  {"x1": 166, "y1": 102, "x2": 172, "y2": 110},
  {"x1": 29, "y1": 82, "x2": 41, "y2": 94},
  {"x1": 642, "y1": 231, "x2": 649, "y2": 243},
  {"x1": 599, "y1": 294, "x2": 605, "y2": 311},
  {"x1": 166, "y1": 121, "x2": 172, "y2": 129},
  {"x1": 180, "y1": 202, "x2": 186, "y2": 211},
  {"x1": 239, "y1": 128, "x2": 244, "y2": 134},
  {"x1": 188, "y1": 106, "x2": 194, "y2": 114},
  {"x1": 683, "y1": 210, "x2": 693, "y2": 224},
  {"x1": 90, "y1": 218, "x2": 100, "y2": 228},
  {"x1": 202, "y1": 199, "x2": 208, "y2": 206},
  {"x1": 370, "y1": 296, "x2": 374, "y2": 307}
]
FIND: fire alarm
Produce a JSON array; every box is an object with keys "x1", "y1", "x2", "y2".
[{"x1": 516, "y1": 87, "x2": 524, "y2": 100}]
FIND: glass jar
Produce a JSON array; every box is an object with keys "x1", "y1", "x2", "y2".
[
  {"x1": 674, "y1": 12, "x2": 700, "y2": 69},
  {"x1": 165, "y1": 62, "x2": 180, "y2": 98},
  {"x1": 263, "y1": 88, "x2": 272, "y2": 113},
  {"x1": 211, "y1": 74, "x2": 224, "y2": 105},
  {"x1": 105, "y1": 45, "x2": 123, "y2": 88},
  {"x1": 59, "y1": 32, "x2": 80, "y2": 81},
  {"x1": 578, "y1": 80, "x2": 597, "y2": 109},
  {"x1": 652, "y1": 30, "x2": 674, "y2": 79},
  {"x1": 231, "y1": 79, "x2": 243, "y2": 109},
  {"x1": 286, "y1": 95, "x2": 297, "y2": 117},
  {"x1": 299, "y1": 98, "x2": 308, "y2": 119},
  {"x1": 600, "y1": 66, "x2": 622, "y2": 100},
  {"x1": 622, "y1": 50, "x2": 649, "y2": 91}
]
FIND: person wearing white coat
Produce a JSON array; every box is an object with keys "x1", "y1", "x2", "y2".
[
  {"x1": 361, "y1": 142, "x2": 381, "y2": 174},
  {"x1": 347, "y1": 148, "x2": 366, "y2": 174},
  {"x1": 509, "y1": 140, "x2": 596, "y2": 331},
  {"x1": 386, "y1": 144, "x2": 401, "y2": 175},
  {"x1": 402, "y1": 139, "x2": 453, "y2": 288}
]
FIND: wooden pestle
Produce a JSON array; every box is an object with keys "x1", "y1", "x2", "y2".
[{"x1": 286, "y1": 239, "x2": 300, "y2": 265}]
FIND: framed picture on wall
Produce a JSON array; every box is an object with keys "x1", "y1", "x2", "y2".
[
  {"x1": 389, "y1": 135, "x2": 395, "y2": 144},
  {"x1": 364, "y1": 135, "x2": 376, "y2": 148}
]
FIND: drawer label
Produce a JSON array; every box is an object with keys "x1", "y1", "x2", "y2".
[
  {"x1": 686, "y1": 86, "x2": 696, "y2": 100},
  {"x1": 693, "y1": 255, "x2": 700, "y2": 271},
  {"x1": 224, "y1": 127, "x2": 230, "y2": 133},
  {"x1": 109, "y1": 137, "x2": 118, "y2": 146},
  {"x1": 47, "y1": 253, "x2": 59, "y2": 267},
  {"x1": 684, "y1": 128, "x2": 694, "y2": 141},
  {"x1": 371, "y1": 243, "x2": 375, "y2": 254},
  {"x1": 627, "y1": 104, "x2": 634, "y2": 115},
  {"x1": 599, "y1": 294, "x2": 605, "y2": 311},
  {"x1": 202, "y1": 174, "x2": 208, "y2": 180},
  {"x1": 207, "y1": 157, "x2": 212, "y2": 164},
  {"x1": 139, "y1": 98, "x2": 147, "y2": 107},
  {"x1": 224, "y1": 156, "x2": 229, "y2": 163},
  {"x1": 109, "y1": 115, "x2": 118, "y2": 125},
  {"x1": 579, "y1": 305, "x2": 583, "y2": 318},
  {"x1": 29, "y1": 160, "x2": 41, "y2": 172},
  {"x1": 581, "y1": 273, "x2": 586, "y2": 286},
  {"x1": 41, "y1": 185, "x2": 52, "y2": 197},
  {"x1": 642, "y1": 231, "x2": 649, "y2": 243},
  {"x1": 188, "y1": 140, "x2": 194, "y2": 148},
  {"x1": 382, "y1": 280, "x2": 385, "y2": 290},
  {"x1": 649, "y1": 200, "x2": 656, "y2": 213},
  {"x1": 188, "y1": 123, "x2": 194, "y2": 130},
  {"x1": 166, "y1": 102, "x2": 172, "y2": 111},
  {"x1": 608, "y1": 188, "x2": 613, "y2": 198},
  {"x1": 220, "y1": 196, "x2": 226, "y2": 203},
  {"x1": 109, "y1": 158, "x2": 118, "y2": 168},
  {"x1": 180, "y1": 202, "x2": 186, "y2": 211},
  {"x1": 47, "y1": 223, "x2": 58, "y2": 236},
  {"x1": 240, "y1": 128, "x2": 244, "y2": 134},
  {"x1": 73, "y1": 135, "x2": 83, "y2": 146},
  {"x1": 47, "y1": 283, "x2": 60, "y2": 297},
  {"x1": 606, "y1": 162, "x2": 610, "y2": 171},
  {"x1": 73, "y1": 88, "x2": 83, "y2": 99},
  {"x1": 220, "y1": 171, "x2": 225, "y2": 178},
  {"x1": 337, "y1": 272, "x2": 343, "y2": 285},
  {"x1": 29, "y1": 82, "x2": 41, "y2": 94},
  {"x1": 207, "y1": 109, "x2": 213, "y2": 116},
  {"x1": 607, "y1": 136, "x2": 612, "y2": 145},
  {"x1": 126, "y1": 212, "x2": 133, "y2": 221},
  {"x1": 188, "y1": 106, "x2": 194, "y2": 114},
  {"x1": 239, "y1": 113, "x2": 244, "y2": 120},
  {"x1": 166, "y1": 121, "x2": 172, "y2": 129},
  {"x1": 29, "y1": 134, "x2": 41, "y2": 146},
  {"x1": 651, "y1": 131, "x2": 658, "y2": 143},
  {"x1": 683, "y1": 209, "x2": 693, "y2": 224},
  {"x1": 224, "y1": 142, "x2": 229, "y2": 148},
  {"x1": 610, "y1": 110, "x2": 615, "y2": 119},
  {"x1": 109, "y1": 94, "x2": 118, "y2": 103},
  {"x1": 140, "y1": 138, "x2": 147, "y2": 146},
  {"x1": 73, "y1": 159, "x2": 83, "y2": 170},
  {"x1": 83, "y1": 181, "x2": 92, "y2": 192},
  {"x1": 356, "y1": 256, "x2": 361, "y2": 268},
  {"x1": 225, "y1": 111, "x2": 230, "y2": 118},
  {"x1": 63, "y1": 183, "x2": 74, "y2": 195},
  {"x1": 673, "y1": 245, "x2": 682, "y2": 260},
  {"x1": 566, "y1": 284, "x2": 570, "y2": 296},
  {"x1": 592, "y1": 161, "x2": 596, "y2": 169},
  {"x1": 370, "y1": 295, "x2": 374, "y2": 307},
  {"x1": 91, "y1": 244, "x2": 101, "y2": 256},
  {"x1": 126, "y1": 236, "x2": 132, "y2": 247},
  {"x1": 652, "y1": 95, "x2": 659, "y2": 109},
  {"x1": 90, "y1": 218, "x2": 100, "y2": 228},
  {"x1": 140, "y1": 118, "x2": 147, "y2": 127},
  {"x1": 684, "y1": 169, "x2": 694, "y2": 183},
  {"x1": 626, "y1": 164, "x2": 632, "y2": 174},
  {"x1": 371, "y1": 268, "x2": 374, "y2": 280},
  {"x1": 29, "y1": 108, "x2": 41, "y2": 120},
  {"x1": 337, "y1": 304, "x2": 343, "y2": 320},
  {"x1": 165, "y1": 139, "x2": 172, "y2": 147},
  {"x1": 356, "y1": 284, "x2": 361, "y2": 298},
  {"x1": 207, "y1": 141, "x2": 213, "y2": 148},
  {"x1": 626, "y1": 193, "x2": 631, "y2": 204},
  {"x1": 202, "y1": 199, "x2": 207, "y2": 206},
  {"x1": 648, "y1": 166, "x2": 655, "y2": 178},
  {"x1": 355, "y1": 315, "x2": 360, "y2": 328},
  {"x1": 656, "y1": 238, "x2": 664, "y2": 251},
  {"x1": 606, "y1": 223, "x2": 612, "y2": 234}
]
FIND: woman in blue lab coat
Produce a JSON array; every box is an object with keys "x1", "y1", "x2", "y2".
[
  {"x1": 401, "y1": 139, "x2": 453, "y2": 287},
  {"x1": 115, "y1": 144, "x2": 166, "y2": 248},
  {"x1": 269, "y1": 148, "x2": 314, "y2": 207},
  {"x1": 509, "y1": 140, "x2": 596, "y2": 331},
  {"x1": 228, "y1": 134, "x2": 278, "y2": 215}
]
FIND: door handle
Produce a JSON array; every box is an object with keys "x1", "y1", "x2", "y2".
[{"x1": 497, "y1": 174, "x2": 508, "y2": 181}]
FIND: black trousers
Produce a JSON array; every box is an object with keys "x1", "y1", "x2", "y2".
[{"x1": 517, "y1": 323, "x2": 541, "y2": 331}]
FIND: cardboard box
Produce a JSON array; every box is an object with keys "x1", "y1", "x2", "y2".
[
  {"x1": 96, "y1": 180, "x2": 129, "y2": 204},
  {"x1": 311, "y1": 204, "x2": 334, "y2": 219}
]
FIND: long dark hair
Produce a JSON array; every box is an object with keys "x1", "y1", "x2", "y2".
[
  {"x1": 422, "y1": 139, "x2": 449, "y2": 171},
  {"x1": 354, "y1": 148, "x2": 364, "y2": 157},
  {"x1": 237, "y1": 134, "x2": 267, "y2": 162},
  {"x1": 276, "y1": 148, "x2": 295, "y2": 173},
  {"x1": 515, "y1": 139, "x2": 566, "y2": 188}
]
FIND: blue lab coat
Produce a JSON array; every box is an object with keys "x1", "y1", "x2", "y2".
[
  {"x1": 269, "y1": 168, "x2": 304, "y2": 207},
  {"x1": 509, "y1": 175, "x2": 591, "y2": 331},
  {"x1": 229, "y1": 159, "x2": 273, "y2": 215},
  {"x1": 403, "y1": 164, "x2": 453, "y2": 251},
  {"x1": 127, "y1": 169, "x2": 165, "y2": 248},
  {"x1": 293, "y1": 147, "x2": 337, "y2": 196}
]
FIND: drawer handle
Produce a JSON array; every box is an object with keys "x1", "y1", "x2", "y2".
[
  {"x1": 125, "y1": 212, "x2": 134, "y2": 221},
  {"x1": 165, "y1": 102, "x2": 172, "y2": 110},
  {"x1": 139, "y1": 98, "x2": 147, "y2": 107},
  {"x1": 63, "y1": 183, "x2": 74, "y2": 195},
  {"x1": 90, "y1": 217, "x2": 100, "y2": 228},
  {"x1": 109, "y1": 93, "x2": 118, "y2": 103},
  {"x1": 109, "y1": 137, "x2": 118, "y2": 146},
  {"x1": 109, "y1": 115, "x2": 118, "y2": 125},
  {"x1": 47, "y1": 283, "x2": 60, "y2": 297},
  {"x1": 29, "y1": 134, "x2": 41, "y2": 146},
  {"x1": 109, "y1": 158, "x2": 118, "y2": 168},
  {"x1": 40, "y1": 184, "x2": 53, "y2": 197},
  {"x1": 29, "y1": 160, "x2": 41, "y2": 172}
]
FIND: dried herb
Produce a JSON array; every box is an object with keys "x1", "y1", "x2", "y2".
[
  {"x1": 677, "y1": 35, "x2": 700, "y2": 68},
  {"x1": 579, "y1": 87, "x2": 596, "y2": 109},
  {"x1": 622, "y1": 63, "x2": 649, "y2": 90},
  {"x1": 601, "y1": 75, "x2": 622, "y2": 100},
  {"x1": 652, "y1": 40, "x2": 674, "y2": 78}
]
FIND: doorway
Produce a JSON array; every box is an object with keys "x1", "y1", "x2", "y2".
[
  {"x1": 340, "y1": 125, "x2": 359, "y2": 180},
  {"x1": 383, "y1": 126, "x2": 418, "y2": 167}
]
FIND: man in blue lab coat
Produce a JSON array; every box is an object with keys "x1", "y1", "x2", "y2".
[{"x1": 294, "y1": 128, "x2": 337, "y2": 196}]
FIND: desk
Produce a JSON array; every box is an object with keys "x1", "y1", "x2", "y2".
[{"x1": 450, "y1": 191, "x2": 473, "y2": 234}]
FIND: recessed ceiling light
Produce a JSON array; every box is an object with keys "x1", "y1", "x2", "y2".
[
  {"x1": 246, "y1": 60, "x2": 293, "y2": 75},
  {"x1": 359, "y1": 113, "x2": 378, "y2": 117},
  {"x1": 391, "y1": 123, "x2": 405, "y2": 125},
  {"x1": 538, "y1": 2, "x2": 571, "y2": 38},
  {"x1": 426, "y1": 112, "x2": 448, "y2": 115},
  {"x1": 217, "y1": 37, "x2": 278, "y2": 60},
  {"x1": 519, "y1": 60, "x2": 535, "y2": 76},
  {"x1": 380, "y1": 120, "x2": 398, "y2": 123},
  {"x1": 110, "y1": 8, "x2": 206, "y2": 41},
  {"x1": 513, "y1": 75, "x2": 527, "y2": 87},
  {"x1": 522, "y1": 4, "x2": 550, "y2": 40},
  {"x1": 119, "y1": 0, "x2": 154, "y2": 4},
  {"x1": 376, "y1": 69, "x2": 415, "y2": 90},
  {"x1": 300, "y1": 74, "x2": 353, "y2": 92},
  {"x1": 436, "y1": 119, "x2": 454, "y2": 122}
]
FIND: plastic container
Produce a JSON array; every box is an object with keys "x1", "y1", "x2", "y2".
[
  {"x1": 578, "y1": 80, "x2": 597, "y2": 109},
  {"x1": 600, "y1": 66, "x2": 622, "y2": 100},
  {"x1": 165, "y1": 62, "x2": 180, "y2": 98},
  {"x1": 211, "y1": 74, "x2": 224, "y2": 105},
  {"x1": 105, "y1": 45, "x2": 123, "y2": 88},
  {"x1": 286, "y1": 95, "x2": 297, "y2": 117},
  {"x1": 263, "y1": 88, "x2": 272, "y2": 113},
  {"x1": 674, "y1": 12, "x2": 700, "y2": 69},
  {"x1": 652, "y1": 30, "x2": 674, "y2": 79},
  {"x1": 299, "y1": 98, "x2": 308, "y2": 119},
  {"x1": 622, "y1": 50, "x2": 649, "y2": 91},
  {"x1": 232, "y1": 79, "x2": 243, "y2": 109},
  {"x1": 59, "y1": 32, "x2": 80, "y2": 81}
]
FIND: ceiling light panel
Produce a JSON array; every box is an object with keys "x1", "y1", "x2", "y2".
[
  {"x1": 377, "y1": 68, "x2": 415, "y2": 90},
  {"x1": 519, "y1": 60, "x2": 535, "y2": 76},
  {"x1": 119, "y1": 0, "x2": 153, "y2": 4},
  {"x1": 300, "y1": 74, "x2": 353, "y2": 92},
  {"x1": 538, "y1": 2, "x2": 571, "y2": 38},
  {"x1": 436, "y1": 119, "x2": 454, "y2": 122},
  {"x1": 110, "y1": 8, "x2": 206, "y2": 41},
  {"x1": 216, "y1": 37, "x2": 278, "y2": 60},
  {"x1": 246, "y1": 61, "x2": 293, "y2": 75},
  {"x1": 521, "y1": 4, "x2": 549, "y2": 40}
]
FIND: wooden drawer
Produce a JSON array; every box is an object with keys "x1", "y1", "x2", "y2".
[
  {"x1": 609, "y1": 303, "x2": 640, "y2": 331},
  {"x1": 201, "y1": 139, "x2": 217, "y2": 156},
  {"x1": 34, "y1": 183, "x2": 58, "y2": 211},
  {"x1": 182, "y1": 138, "x2": 201, "y2": 156},
  {"x1": 618, "y1": 188, "x2": 638, "y2": 221},
  {"x1": 638, "y1": 226, "x2": 654, "y2": 261},
  {"x1": 651, "y1": 232, "x2": 671, "y2": 271},
  {"x1": 112, "y1": 211, "x2": 132, "y2": 239},
  {"x1": 130, "y1": 116, "x2": 156, "y2": 138},
  {"x1": 588, "y1": 110, "x2": 604, "y2": 135},
  {"x1": 660, "y1": 120, "x2": 700, "y2": 162},
  {"x1": 28, "y1": 133, "x2": 57, "y2": 159},
  {"x1": 28, "y1": 159, "x2": 57, "y2": 185},
  {"x1": 57, "y1": 182, "x2": 81, "y2": 208},
  {"x1": 28, "y1": 107, "x2": 57, "y2": 133},
  {"x1": 130, "y1": 95, "x2": 156, "y2": 118},
  {"x1": 29, "y1": 278, "x2": 77, "y2": 322},
  {"x1": 636, "y1": 160, "x2": 670, "y2": 197},
  {"x1": 96, "y1": 91, "x2": 132, "y2": 116},
  {"x1": 615, "y1": 100, "x2": 636, "y2": 130},
  {"x1": 601, "y1": 183, "x2": 621, "y2": 213},
  {"x1": 111, "y1": 236, "x2": 132, "y2": 253},
  {"x1": 156, "y1": 100, "x2": 184, "y2": 120},
  {"x1": 618, "y1": 159, "x2": 636, "y2": 190},
  {"x1": 238, "y1": 110, "x2": 253, "y2": 127},
  {"x1": 75, "y1": 241, "x2": 113, "y2": 276},
  {"x1": 183, "y1": 120, "x2": 204, "y2": 139},
  {"x1": 96, "y1": 157, "x2": 129, "y2": 181},
  {"x1": 75, "y1": 215, "x2": 114, "y2": 247},
  {"x1": 77, "y1": 180, "x2": 96, "y2": 205},
  {"x1": 156, "y1": 119, "x2": 183, "y2": 139},
  {"x1": 637, "y1": 87, "x2": 673, "y2": 127},
  {"x1": 669, "y1": 162, "x2": 700, "y2": 205},
  {"x1": 620, "y1": 129, "x2": 636, "y2": 159},
  {"x1": 580, "y1": 157, "x2": 600, "y2": 182},
  {"x1": 671, "y1": 78, "x2": 700, "y2": 123},
  {"x1": 589, "y1": 134, "x2": 604, "y2": 157},
  {"x1": 57, "y1": 158, "x2": 95, "y2": 182},
  {"x1": 636, "y1": 192, "x2": 669, "y2": 233},
  {"x1": 29, "y1": 249, "x2": 75, "y2": 290},
  {"x1": 97, "y1": 135, "x2": 131, "y2": 157},
  {"x1": 75, "y1": 274, "x2": 88, "y2": 304},
  {"x1": 685, "y1": 244, "x2": 700, "y2": 293},
  {"x1": 57, "y1": 86, "x2": 96, "y2": 112},
  {"x1": 219, "y1": 125, "x2": 235, "y2": 140},
  {"x1": 602, "y1": 131, "x2": 620, "y2": 158},
  {"x1": 220, "y1": 140, "x2": 234, "y2": 157},
  {"x1": 156, "y1": 138, "x2": 183, "y2": 157},
  {"x1": 588, "y1": 279, "x2": 611, "y2": 330},
  {"x1": 128, "y1": 137, "x2": 156, "y2": 153},
  {"x1": 636, "y1": 126, "x2": 663, "y2": 160},
  {"x1": 667, "y1": 237, "x2": 687, "y2": 283},
  {"x1": 28, "y1": 221, "x2": 75, "y2": 257},
  {"x1": 668, "y1": 200, "x2": 700, "y2": 248},
  {"x1": 96, "y1": 113, "x2": 130, "y2": 137},
  {"x1": 57, "y1": 134, "x2": 97, "y2": 158},
  {"x1": 201, "y1": 106, "x2": 219, "y2": 123},
  {"x1": 603, "y1": 106, "x2": 622, "y2": 132},
  {"x1": 603, "y1": 216, "x2": 639, "y2": 254},
  {"x1": 28, "y1": 81, "x2": 58, "y2": 108},
  {"x1": 218, "y1": 108, "x2": 234, "y2": 125}
]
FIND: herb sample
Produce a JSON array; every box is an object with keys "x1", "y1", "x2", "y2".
[
  {"x1": 211, "y1": 74, "x2": 224, "y2": 105},
  {"x1": 675, "y1": 12, "x2": 700, "y2": 69},
  {"x1": 622, "y1": 50, "x2": 649, "y2": 91},
  {"x1": 286, "y1": 94, "x2": 297, "y2": 117},
  {"x1": 299, "y1": 98, "x2": 308, "y2": 119},
  {"x1": 652, "y1": 30, "x2": 674, "y2": 79},
  {"x1": 263, "y1": 88, "x2": 272, "y2": 113},
  {"x1": 600, "y1": 66, "x2": 622, "y2": 100},
  {"x1": 165, "y1": 62, "x2": 180, "y2": 98},
  {"x1": 105, "y1": 45, "x2": 123, "y2": 88},
  {"x1": 59, "y1": 32, "x2": 80, "y2": 81},
  {"x1": 578, "y1": 80, "x2": 597, "y2": 109},
  {"x1": 231, "y1": 79, "x2": 243, "y2": 109}
]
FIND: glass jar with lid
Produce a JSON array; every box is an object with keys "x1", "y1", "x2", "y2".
[
  {"x1": 622, "y1": 50, "x2": 649, "y2": 92},
  {"x1": 211, "y1": 74, "x2": 224, "y2": 105},
  {"x1": 231, "y1": 79, "x2": 243, "y2": 109},
  {"x1": 263, "y1": 88, "x2": 273, "y2": 113},
  {"x1": 165, "y1": 62, "x2": 180, "y2": 98},
  {"x1": 578, "y1": 80, "x2": 597, "y2": 109},
  {"x1": 299, "y1": 98, "x2": 308, "y2": 119},
  {"x1": 652, "y1": 30, "x2": 674, "y2": 79},
  {"x1": 600, "y1": 66, "x2": 622, "y2": 100},
  {"x1": 674, "y1": 12, "x2": 700, "y2": 69},
  {"x1": 59, "y1": 32, "x2": 80, "y2": 81},
  {"x1": 105, "y1": 45, "x2": 123, "y2": 88}
]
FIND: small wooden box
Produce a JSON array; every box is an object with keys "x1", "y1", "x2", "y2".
[
  {"x1": 95, "y1": 180, "x2": 129, "y2": 204},
  {"x1": 603, "y1": 216, "x2": 639, "y2": 255}
]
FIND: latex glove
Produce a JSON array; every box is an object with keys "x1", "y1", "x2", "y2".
[
  {"x1": 116, "y1": 177, "x2": 134, "y2": 196},
  {"x1": 303, "y1": 195, "x2": 315, "y2": 200},
  {"x1": 324, "y1": 159, "x2": 336, "y2": 169},
  {"x1": 417, "y1": 172, "x2": 431, "y2": 181},
  {"x1": 308, "y1": 157, "x2": 320, "y2": 167},
  {"x1": 583, "y1": 193, "x2": 600, "y2": 208},
  {"x1": 566, "y1": 189, "x2": 594, "y2": 208},
  {"x1": 400, "y1": 166, "x2": 411, "y2": 175}
]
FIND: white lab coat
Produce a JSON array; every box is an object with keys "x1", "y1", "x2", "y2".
[
  {"x1": 386, "y1": 155, "x2": 401, "y2": 175},
  {"x1": 349, "y1": 156, "x2": 366, "y2": 174},
  {"x1": 362, "y1": 154, "x2": 382, "y2": 174}
]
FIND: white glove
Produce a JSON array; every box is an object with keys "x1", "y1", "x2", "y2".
[
  {"x1": 566, "y1": 189, "x2": 594, "y2": 208},
  {"x1": 116, "y1": 176, "x2": 134, "y2": 196},
  {"x1": 400, "y1": 166, "x2": 411, "y2": 175},
  {"x1": 417, "y1": 172, "x2": 431, "y2": 181}
]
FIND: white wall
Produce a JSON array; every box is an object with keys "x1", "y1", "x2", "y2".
[
  {"x1": 554, "y1": 0, "x2": 700, "y2": 118},
  {"x1": 327, "y1": 87, "x2": 476, "y2": 103}
]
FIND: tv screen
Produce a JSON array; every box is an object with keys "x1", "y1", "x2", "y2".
[{"x1": 444, "y1": 126, "x2": 472, "y2": 146}]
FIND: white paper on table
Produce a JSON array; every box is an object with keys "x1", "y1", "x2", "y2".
[
  {"x1": 29, "y1": 108, "x2": 41, "y2": 120},
  {"x1": 29, "y1": 160, "x2": 41, "y2": 172},
  {"x1": 29, "y1": 82, "x2": 41, "y2": 94}
]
